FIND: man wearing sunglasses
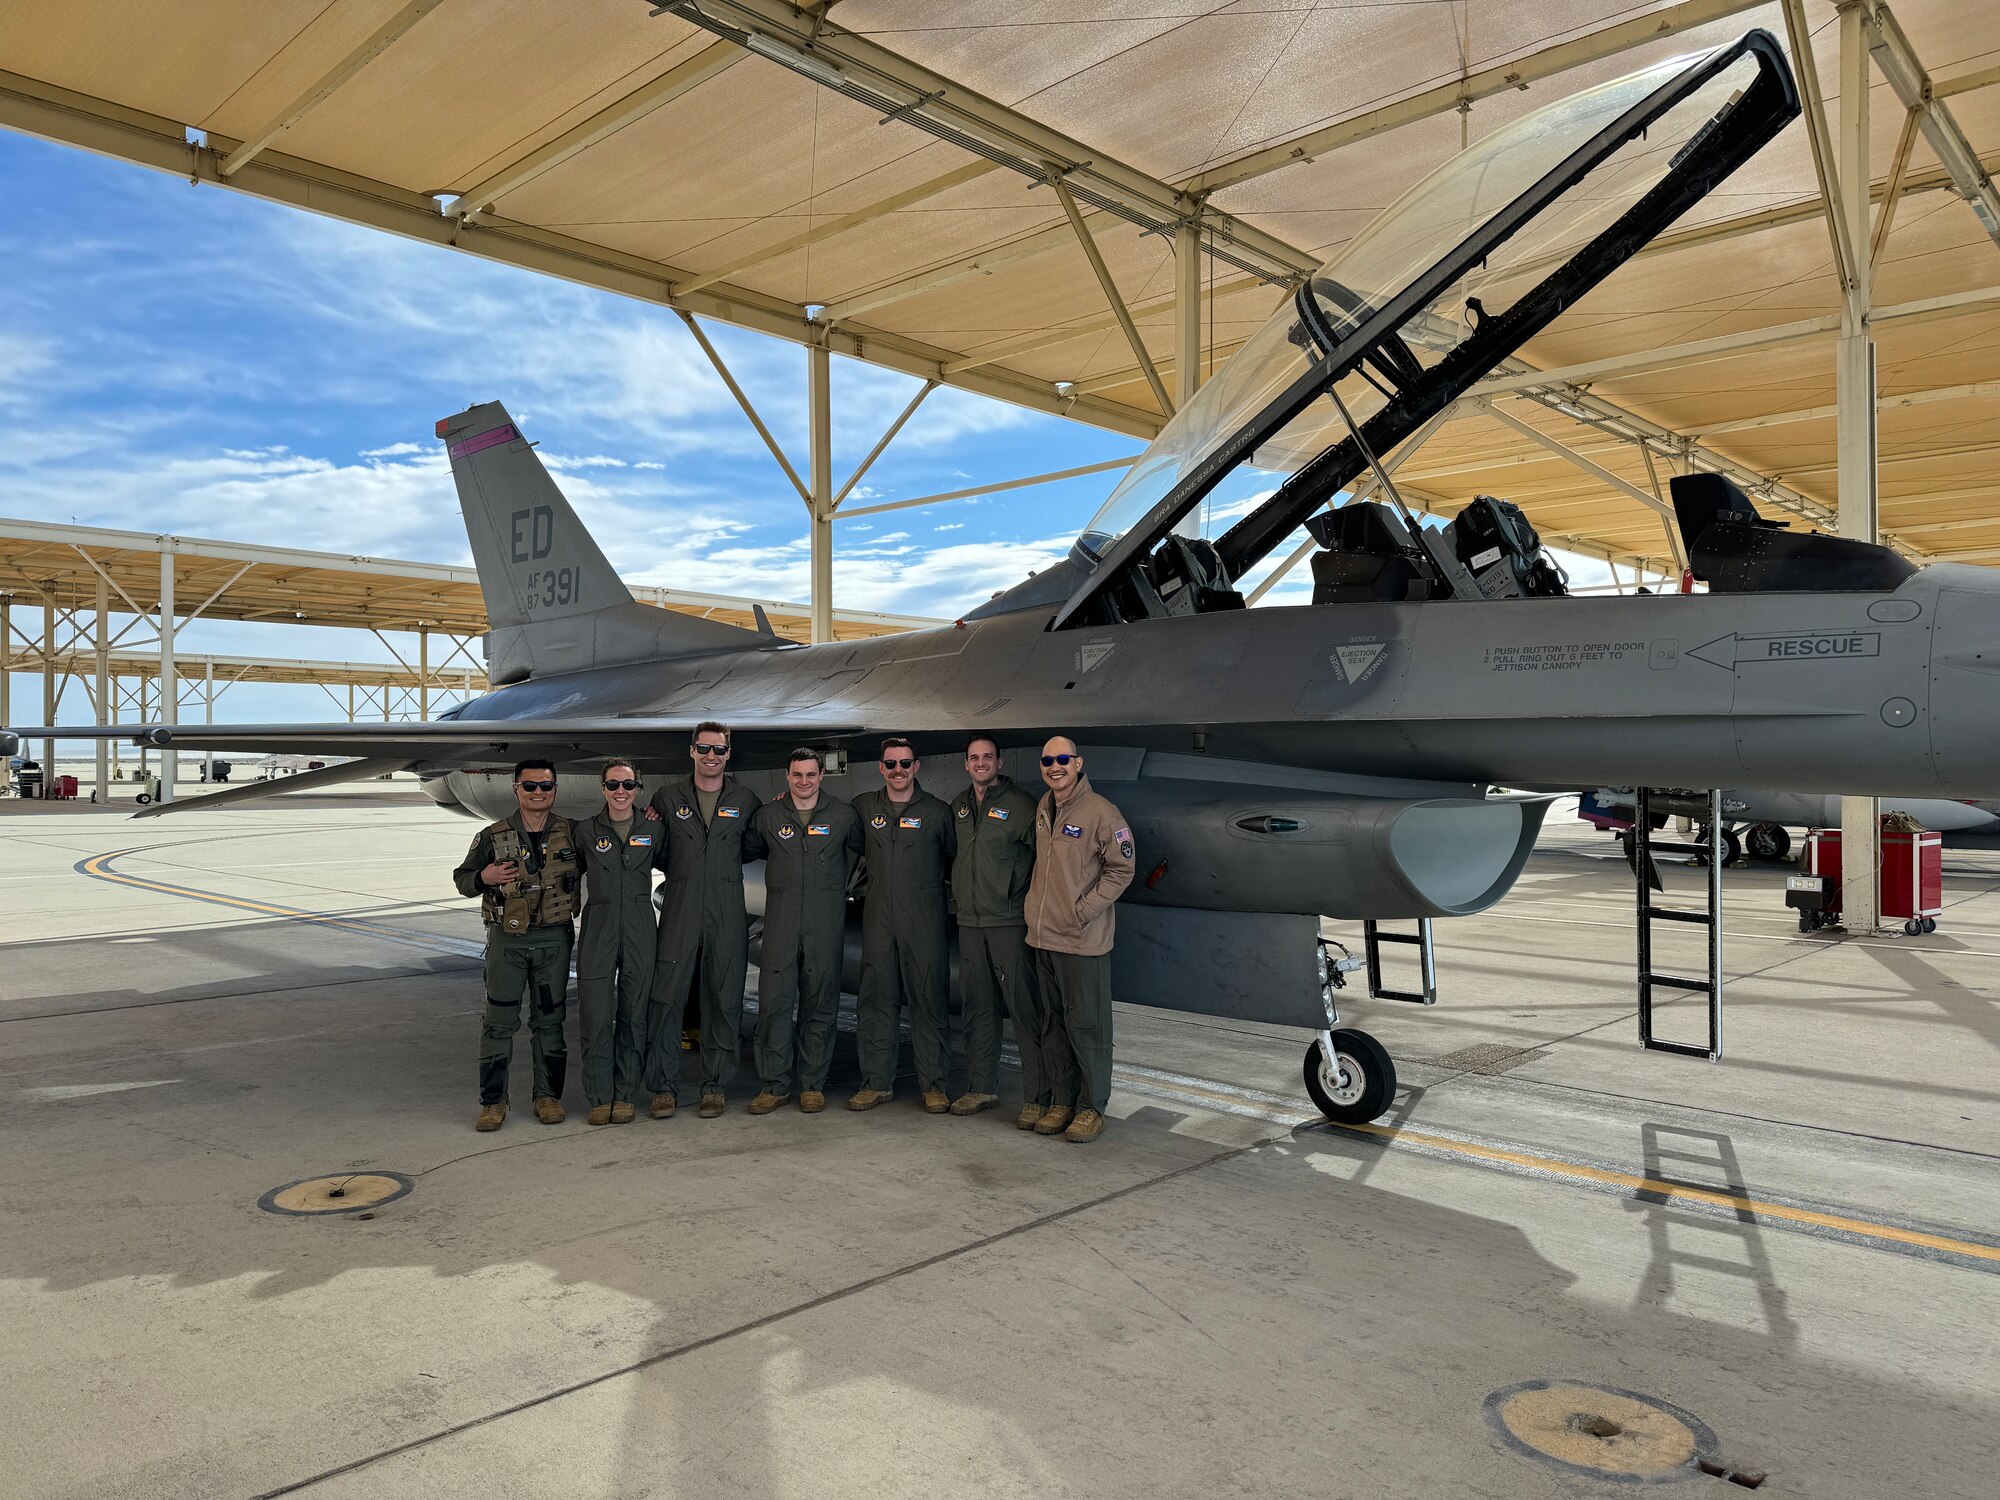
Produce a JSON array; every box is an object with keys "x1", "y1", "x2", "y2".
[
  {"x1": 1024, "y1": 738, "x2": 1135, "y2": 1143},
  {"x1": 574, "y1": 761, "x2": 655, "y2": 1126},
  {"x1": 740, "y1": 747, "x2": 863, "y2": 1114},
  {"x1": 849, "y1": 737, "x2": 957, "y2": 1112},
  {"x1": 947, "y1": 737, "x2": 1044, "y2": 1123},
  {"x1": 452, "y1": 758, "x2": 582, "y2": 1132},
  {"x1": 645, "y1": 723, "x2": 761, "y2": 1119}
]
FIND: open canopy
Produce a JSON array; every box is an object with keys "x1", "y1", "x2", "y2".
[{"x1": 1054, "y1": 30, "x2": 1800, "y2": 631}]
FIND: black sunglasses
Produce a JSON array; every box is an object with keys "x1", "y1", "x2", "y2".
[
  {"x1": 1040, "y1": 754, "x2": 1077, "y2": 767},
  {"x1": 693, "y1": 743, "x2": 730, "y2": 756},
  {"x1": 881, "y1": 757, "x2": 915, "y2": 770},
  {"x1": 517, "y1": 779, "x2": 556, "y2": 792},
  {"x1": 602, "y1": 778, "x2": 640, "y2": 791}
]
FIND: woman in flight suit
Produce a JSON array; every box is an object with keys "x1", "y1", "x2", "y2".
[{"x1": 575, "y1": 760, "x2": 658, "y2": 1125}]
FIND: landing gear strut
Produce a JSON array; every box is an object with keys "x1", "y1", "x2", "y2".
[{"x1": 1304, "y1": 940, "x2": 1397, "y2": 1123}]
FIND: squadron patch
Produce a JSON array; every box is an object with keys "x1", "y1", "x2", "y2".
[
  {"x1": 987, "y1": 806, "x2": 1009, "y2": 820},
  {"x1": 674, "y1": 806, "x2": 693, "y2": 820},
  {"x1": 594, "y1": 836, "x2": 615, "y2": 853},
  {"x1": 1062, "y1": 823, "x2": 1084, "y2": 839},
  {"x1": 808, "y1": 823, "x2": 831, "y2": 836},
  {"x1": 777, "y1": 825, "x2": 796, "y2": 840},
  {"x1": 900, "y1": 816, "x2": 922, "y2": 829},
  {"x1": 957, "y1": 805, "x2": 969, "y2": 819},
  {"x1": 871, "y1": 815, "x2": 888, "y2": 829},
  {"x1": 1116, "y1": 826, "x2": 1134, "y2": 860}
]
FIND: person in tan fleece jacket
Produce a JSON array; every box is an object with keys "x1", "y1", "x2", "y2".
[{"x1": 1023, "y1": 736, "x2": 1135, "y2": 1143}]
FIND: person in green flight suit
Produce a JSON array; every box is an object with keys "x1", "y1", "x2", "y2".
[
  {"x1": 574, "y1": 759, "x2": 657, "y2": 1126},
  {"x1": 645, "y1": 722, "x2": 760, "y2": 1119},
  {"x1": 849, "y1": 737, "x2": 958, "y2": 1113},
  {"x1": 741, "y1": 747, "x2": 864, "y2": 1115},
  {"x1": 451, "y1": 758, "x2": 581, "y2": 1132},
  {"x1": 946, "y1": 736, "x2": 1044, "y2": 1123}
]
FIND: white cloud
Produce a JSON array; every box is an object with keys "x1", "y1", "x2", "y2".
[
  {"x1": 362, "y1": 441, "x2": 424, "y2": 458},
  {"x1": 934, "y1": 523, "x2": 963, "y2": 531}
]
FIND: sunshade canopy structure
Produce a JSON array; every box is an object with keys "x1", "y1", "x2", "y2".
[{"x1": 2, "y1": 0, "x2": 1998, "y2": 579}]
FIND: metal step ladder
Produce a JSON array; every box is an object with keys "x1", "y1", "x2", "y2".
[
  {"x1": 1634, "y1": 787, "x2": 1723, "y2": 1059},
  {"x1": 1363, "y1": 918, "x2": 1437, "y2": 1004}
]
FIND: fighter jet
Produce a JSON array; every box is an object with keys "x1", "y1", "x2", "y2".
[{"x1": 12, "y1": 32, "x2": 1997, "y2": 1120}]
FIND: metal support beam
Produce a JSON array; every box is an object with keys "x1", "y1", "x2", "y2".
[
  {"x1": 1477, "y1": 400, "x2": 1676, "y2": 521},
  {"x1": 1694, "y1": 379, "x2": 2000, "y2": 437},
  {"x1": 1871, "y1": 105, "x2": 1924, "y2": 267},
  {"x1": 93, "y1": 574, "x2": 107, "y2": 803},
  {"x1": 1052, "y1": 177, "x2": 1173, "y2": 415},
  {"x1": 419, "y1": 628, "x2": 430, "y2": 721},
  {"x1": 0, "y1": 594, "x2": 10, "y2": 730},
  {"x1": 1864, "y1": 1, "x2": 2000, "y2": 248},
  {"x1": 1839, "y1": 0, "x2": 1881, "y2": 935},
  {"x1": 835, "y1": 455, "x2": 1139, "y2": 520},
  {"x1": 675, "y1": 160, "x2": 996, "y2": 296},
  {"x1": 203, "y1": 658, "x2": 215, "y2": 784},
  {"x1": 451, "y1": 40, "x2": 745, "y2": 219},
  {"x1": 676, "y1": 311, "x2": 810, "y2": 501},
  {"x1": 1782, "y1": 0, "x2": 1861, "y2": 288},
  {"x1": 808, "y1": 341, "x2": 834, "y2": 644},
  {"x1": 834, "y1": 380, "x2": 936, "y2": 509},
  {"x1": 41, "y1": 599, "x2": 54, "y2": 797},
  {"x1": 1174, "y1": 221, "x2": 1202, "y2": 407},
  {"x1": 157, "y1": 551, "x2": 175, "y2": 805},
  {"x1": 1177, "y1": 0, "x2": 1767, "y2": 194},
  {"x1": 942, "y1": 270, "x2": 1265, "y2": 376},
  {"x1": 219, "y1": 0, "x2": 445, "y2": 177}
]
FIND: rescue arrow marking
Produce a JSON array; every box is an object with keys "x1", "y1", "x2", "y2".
[{"x1": 1687, "y1": 630, "x2": 1881, "y2": 669}]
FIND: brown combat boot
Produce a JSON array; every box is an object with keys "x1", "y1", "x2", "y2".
[
  {"x1": 475, "y1": 1100, "x2": 507, "y2": 1132},
  {"x1": 921, "y1": 1089, "x2": 950, "y2": 1115},
  {"x1": 951, "y1": 1092, "x2": 999, "y2": 1117},
  {"x1": 799, "y1": 1090, "x2": 826, "y2": 1114},
  {"x1": 698, "y1": 1090, "x2": 726, "y2": 1118},
  {"x1": 586, "y1": 1104, "x2": 612, "y2": 1127},
  {"x1": 1064, "y1": 1108, "x2": 1106, "y2": 1143},
  {"x1": 650, "y1": 1094, "x2": 677, "y2": 1119},
  {"x1": 533, "y1": 1096, "x2": 566, "y2": 1125},
  {"x1": 610, "y1": 1101, "x2": 635, "y2": 1124},
  {"x1": 747, "y1": 1090, "x2": 790, "y2": 1115},
  {"x1": 1015, "y1": 1102, "x2": 1046, "y2": 1131},
  {"x1": 1033, "y1": 1105, "x2": 1075, "y2": 1136},
  {"x1": 846, "y1": 1088, "x2": 893, "y2": 1111}
]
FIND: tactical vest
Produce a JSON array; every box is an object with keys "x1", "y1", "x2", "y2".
[{"x1": 480, "y1": 817, "x2": 579, "y2": 933}]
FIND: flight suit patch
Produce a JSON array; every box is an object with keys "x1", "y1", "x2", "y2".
[
  {"x1": 777, "y1": 825, "x2": 796, "y2": 840},
  {"x1": 1062, "y1": 823, "x2": 1084, "y2": 838},
  {"x1": 900, "y1": 816, "x2": 922, "y2": 829},
  {"x1": 987, "y1": 807, "x2": 1009, "y2": 820},
  {"x1": 871, "y1": 815, "x2": 888, "y2": 828},
  {"x1": 717, "y1": 806, "x2": 742, "y2": 819},
  {"x1": 628, "y1": 834, "x2": 653, "y2": 847},
  {"x1": 808, "y1": 823, "x2": 831, "y2": 836},
  {"x1": 594, "y1": 836, "x2": 615, "y2": 853},
  {"x1": 957, "y1": 806, "x2": 969, "y2": 819},
  {"x1": 674, "y1": 806, "x2": 693, "y2": 820}
]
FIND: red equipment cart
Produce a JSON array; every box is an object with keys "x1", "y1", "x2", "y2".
[{"x1": 1789, "y1": 824, "x2": 1942, "y2": 935}]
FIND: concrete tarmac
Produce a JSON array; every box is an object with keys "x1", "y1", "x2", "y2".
[{"x1": 1, "y1": 788, "x2": 1996, "y2": 1498}]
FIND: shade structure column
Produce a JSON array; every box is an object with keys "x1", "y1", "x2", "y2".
[
  {"x1": 1836, "y1": 0, "x2": 1880, "y2": 933},
  {"x1": 1, "y1": 593, "x2": 11, "y2": 731},
  {"x1": 157, "y1": 550, "x2": 176, "y2": 805},
  {"x1": 418, "y1": 628, "x2": 430, "y2": 720},
  {"x1": 1175, "y1": 219, "x2": 1202, "y2": 407},
  {"x1": 42, "y1": 599, "x2": 55, "y2": 797},
  {"x1": 808, "y1": 339, "x2": 834, "y2": 645},
  {"x1": 94, "y1": 575, "x2": 109, "y2": 803}
]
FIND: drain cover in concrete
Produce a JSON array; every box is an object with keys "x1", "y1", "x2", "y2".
[
  {"x1": 1484, "y1": 1379, "x2": 1717, "y2": 1482},
  {"x1": 1434, "y1": 1043, "x2": 1551, "y2": 1076},
  {"x1": 257, "y1": 1172, "x2": 413, "y2": 1216}
]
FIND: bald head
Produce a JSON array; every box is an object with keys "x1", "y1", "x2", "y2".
[{"x1": 1040, "y1": 736, "x2": 1081, "y2": 794}]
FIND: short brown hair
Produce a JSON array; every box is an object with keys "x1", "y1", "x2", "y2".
[
  {"x1": 787, "y1": 746, "x2": 822, "y2": 767},
  {"x1": 694, "y1": 721, "x2": 729, "y2": 744},
  {"x1": 880, "y1": 736, "x2": 914, "y2": 759},
  {"x1": 965, "y1": 735, "x2": 999, "y2": 758},
  {"x1": 600, "y1": 759, "x2": 637, "y2": 782}
]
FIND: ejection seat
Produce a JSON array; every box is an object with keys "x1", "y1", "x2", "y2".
[
  {"x1": 1671, "y1": 473, "x2": 1914, "y2": 593},
  {"x1": 1306, "y1": 502, "x2": 1426, "y2": 605}
]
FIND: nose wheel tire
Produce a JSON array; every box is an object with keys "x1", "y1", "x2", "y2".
[{"x1": 1305, "y1": 1028, "x2": 1395, "y2": 1123}]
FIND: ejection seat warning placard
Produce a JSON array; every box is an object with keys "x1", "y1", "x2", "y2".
[{"x1": 1481, "y1": 641, "x2": 1646, "y2": 672}]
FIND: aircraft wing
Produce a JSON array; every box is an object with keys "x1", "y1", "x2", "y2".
[{"x1": 0, "y1": 717, "x2": 863, "y2": 764}]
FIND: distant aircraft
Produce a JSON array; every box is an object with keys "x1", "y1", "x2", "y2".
[
  {"x1": 14, "y1": 33, "x2": 1994, "y2": 1119},
  {"x1": 1579, "y1": 789, "x2": 2000, "y2": 863}
]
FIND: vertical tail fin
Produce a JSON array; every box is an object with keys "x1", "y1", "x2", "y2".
[{"x1": 437, "y1": 402, "x2": 767, "y2": 683}]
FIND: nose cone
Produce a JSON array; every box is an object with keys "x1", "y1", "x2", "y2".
[{"x1": 1929, "y1": 570, "x2": 2000, "y2": 797}]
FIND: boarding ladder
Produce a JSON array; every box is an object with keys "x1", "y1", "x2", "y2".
[
  {"x1": 1634, "y1": 787, "x2": 1723, "y2": 1059},
  {"x1": 1362, "y1": 918, "x2": 1437, "y2": 1004}
]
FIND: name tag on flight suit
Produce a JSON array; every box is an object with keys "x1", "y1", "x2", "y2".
[
  {"x1": 900, "y1": 816, "x2": 922, "y2": 829},
  {"x1": 717, "y1": 806, "x2": 742, "y2": 818},
  {"x1": 808, "y1": 823, "x2": 831, "y2": 836},
  {"x1": 987, "y1": 807, "x2": 1009, "y2": 820},
  {"x1": 1062, "y1": 823, "x2": 1084, "y2": 838},
  {"x1": 628, "y1": 834, "x2": 653, "y2": 847}
]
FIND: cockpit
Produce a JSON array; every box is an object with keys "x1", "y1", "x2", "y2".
[{"x1": 985, "y1": 30, "x2": 1809, "y2": 633}]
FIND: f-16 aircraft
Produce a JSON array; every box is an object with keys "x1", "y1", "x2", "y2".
[
  {"x1": 1580, "y1": 787, "x2": 2000, "y2": 864},
  {"x1": 12, "y1": 32, "x2": 1996, "y2": 1121}
]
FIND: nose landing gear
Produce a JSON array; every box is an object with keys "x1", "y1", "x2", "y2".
[{"x1": 1304, "y1": 937, "x2": 1398, "y2": 1123}]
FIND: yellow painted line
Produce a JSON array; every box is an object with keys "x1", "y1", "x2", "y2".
[
  {"x1": 79, "y1": 850, "x2": 455, "y2": 949},
  {"x1": 1337, "y1": 1120, "x2": 2000, "y2": 1263}
]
